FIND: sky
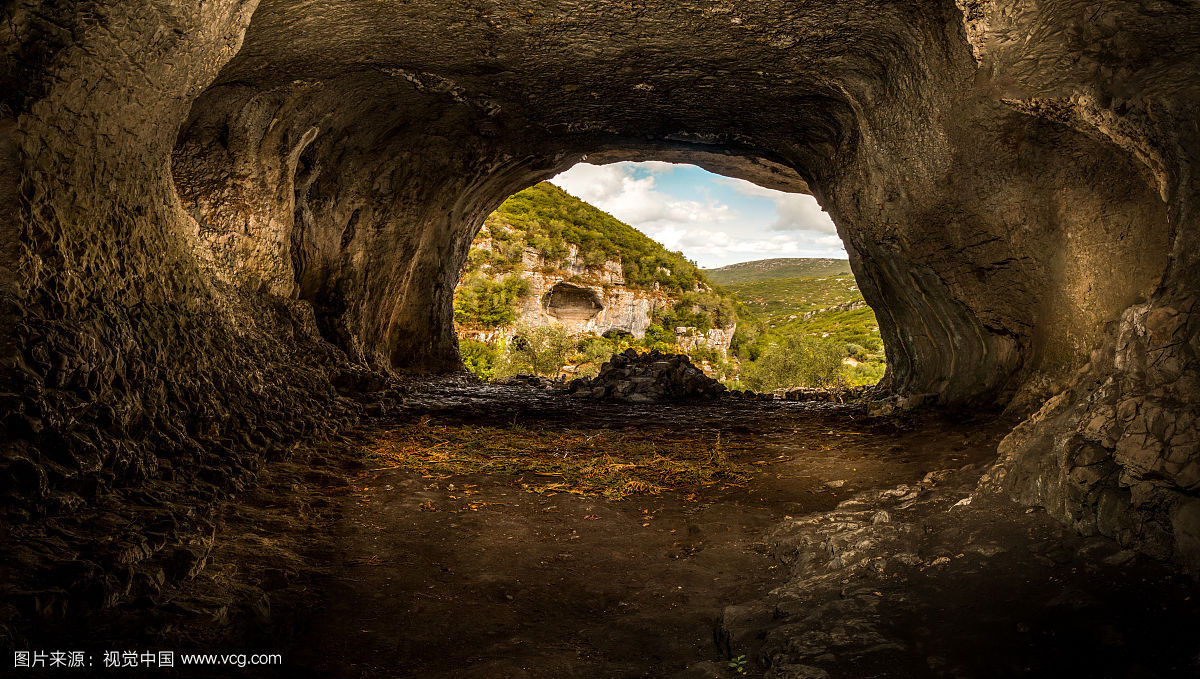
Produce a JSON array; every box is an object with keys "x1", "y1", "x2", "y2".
[{"x1": 549, "y1": 161, "x2": 844, "y2": 269}]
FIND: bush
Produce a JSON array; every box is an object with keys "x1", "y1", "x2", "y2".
[
  {"x1": 741, "y1": 335, "x2": 848, "y2": 391},
  {"x1": 687, "y1": 346, "x2": 721, "y2": 364},
  {"x1": 454, "y1": 273, "x2": 531, "y2": 328},
  {"x1": 496, "y1": 325, "x2": 574, "y2": 378},
  {"x1": 460, "y1": 339, "x2": 499, "y2": 381},
  {"x1": 846, "y1": 360, "x2": 886, "y2": 386},
  {"x1": 730, "y1": 322, "x2": 762, "y2": 361},
  {"x1": 638, "y1": 324, "x2": 679, "y2": 353}
]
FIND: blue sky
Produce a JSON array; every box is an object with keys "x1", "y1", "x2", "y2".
[{"x1": 550, "y1": 161, "x2": 844, "y2": 268}]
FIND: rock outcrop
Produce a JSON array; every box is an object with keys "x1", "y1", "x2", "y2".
[
  {"x1": 461, "y1": 242, "x2": 736, "y2": 357},
  {"x1": 467, "y1": 244, "x2": 661, "y2": 339},
  {"x1": 569, "y1": 350, "x2": 727, "y2": 403}
]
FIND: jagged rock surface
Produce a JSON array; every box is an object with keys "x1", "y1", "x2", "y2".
[
  {"x1": 712, "y1": 467, "x2": 1200, "y2": 678},
  {"x1": 569, "y1": 350, "x2": 726, "y2": 403}
]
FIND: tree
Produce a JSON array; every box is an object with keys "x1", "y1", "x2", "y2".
[
  {"x1": 741, "y1": 335, "x2": 847, "y2": 391},
  {"x1": 497, "y1": 325, "x2": 574, "y2": 378},
  {"x1": 460, "y1": 339, "x2": 499, "y2": 381},
  {"x1": 454, "y1": 273, "x2": 531, "y2": 328}
]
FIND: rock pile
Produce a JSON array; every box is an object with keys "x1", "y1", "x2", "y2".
[
  {"x1": 492, "y1": 374, "x2": 562, "y2": 390},
  {"x1": 568, "y1": 349, "x2": 726, "y2": 403}
]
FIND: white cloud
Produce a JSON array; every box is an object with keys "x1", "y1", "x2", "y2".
[
  {"x1": 717, "y1": 177, "x2": 838, "y2": 234},
  {"x1": 551, "y1": 162, "x2": 732, "y2": 230},
  {"x1": 550, "y1": 162, "x2": 846, "y2": 268}
]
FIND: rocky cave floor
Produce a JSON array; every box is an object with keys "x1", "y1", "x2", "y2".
[{"x1": 36, "y1": 380, "x2": 1200, "y2": 678}]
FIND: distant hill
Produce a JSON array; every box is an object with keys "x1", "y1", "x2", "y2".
[
  {"x1": 711, "y1": 258, "x2": 885, "y2": 387},
  {"x1": 703, "y1": 258, "x2": 852, "y2": 285},
  {"x1": 723, "y1": 275, "x2": 862, "y2": 319}
]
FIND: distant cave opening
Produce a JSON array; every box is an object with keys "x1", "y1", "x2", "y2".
[{"x1": 544, "y1": 282, "x2": 604, "y2": 321}]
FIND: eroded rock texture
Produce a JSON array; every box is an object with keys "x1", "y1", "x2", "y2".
[{"x1": 1, "y1": 0, "x2": 1198, "y2": 645}]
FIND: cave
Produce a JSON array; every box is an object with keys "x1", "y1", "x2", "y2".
[
  {"x1": 2, "y1": 0, "x2": 1199, "y2": 676},
  {"x1": 544, "y1": 282, "x2": 604, "y2": 322}
]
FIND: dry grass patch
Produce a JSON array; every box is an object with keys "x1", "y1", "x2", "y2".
[{"x1": 365, "y1": 419, "x2": 754, "y2": 499}]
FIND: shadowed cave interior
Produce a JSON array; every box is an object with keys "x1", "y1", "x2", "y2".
[
  {"x1": 2, "y1": 0, "x2": 1200, "y2": 677},
  {"x1": 544, "y1": 283, "x2": 605, "y2": 323}
]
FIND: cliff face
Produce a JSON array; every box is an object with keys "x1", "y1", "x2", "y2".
[{"x1": 457, "y1": 241, "x2": 735, "y2": 357}]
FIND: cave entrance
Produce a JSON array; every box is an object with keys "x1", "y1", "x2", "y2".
[
  {"x1": 544, "y1": 282, "x2": 605, "y2": 321},
  {"x1": 452, "y1": 160, "x2": 884, "y2": 394}
]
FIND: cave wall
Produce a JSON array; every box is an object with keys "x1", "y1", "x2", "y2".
[
  {"x1": 963, "y1": 0, "x2": 1200, "y2": 566},
  {"x1": 2, "y1": 0, "x2": 1198, "y2": 639},
  {"x1": 0, "y1": 0, "x2": 354, "y2": 637}
]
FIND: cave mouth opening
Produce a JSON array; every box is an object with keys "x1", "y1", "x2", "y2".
[
  {"x1": 451, "y1": 159, "x2": 884, "y2": 394},
  {"x1": 544, "y1": 282, "x2": 604, "y2": 321}
]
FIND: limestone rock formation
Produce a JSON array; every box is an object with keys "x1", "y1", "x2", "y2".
[
  {"x1": 2, "y1": 0, "x2": 1199, "y2": 649},
  {"x1": 457, "y1": 208, "x2": 736, "y2": 357},
  {"x1": 462, "y1": 244, "x2": 665, "y2": 342}
]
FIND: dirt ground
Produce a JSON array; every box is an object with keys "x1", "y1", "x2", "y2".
[
  {"x1": 286, "y1": 385, "x2": 1014, "y2": 678},
  {"x1": 49, "y1": 382, "x2": 1198, "y2": 678}
]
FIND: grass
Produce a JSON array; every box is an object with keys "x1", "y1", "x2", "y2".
[
  {"x1": 364, "y1": 420, "x2": 754, "y2": 500},
  {"x1": 777, "y1": 306, "x2": 883, "y2": 350},
  {"x1": 722, "y1": 275, "x2": 862, "y2": 319}
]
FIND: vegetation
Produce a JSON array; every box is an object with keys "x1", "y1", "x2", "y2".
[
  {"x1": 460, "y1": 338, "x2": 500, "y2": 381},
  {"x1": 703, "y1": 257, "x2": 852, "y2": 285},
  {"x1": 720, "y1": 275, "x2": 861, "y2": 318},
  {"x1": 738, "y1": 335, "x2": 848, "y2": 391},
  {"x1": 652, "y1": 291, "x2": 738, "y2": 334},
  {"x1": 453, "y1": 273, "x2": 531, "y2": 328},
  {"x1": 465, "y1": 324, "x2": 739, "y2": 382},
  {"x1": 452, "y1": 183, "x2": 886, "y2": 391},
  {"x1": 494, "y1": 325, "x2": 575, "y2": 378},
  {"x1": 455, "y1": 181, "x2": 744, "y2": 381},
  {"x1": 470, "y1": 182, "x2": 708, "y2": 292},
  {"x1": 713, "y1": 259, "x2": 886, "y2": 391},
  {"x1": 366, "y1": 422, "x2": 754, "y2": 500}
]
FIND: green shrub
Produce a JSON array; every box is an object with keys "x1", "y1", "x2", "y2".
[
  {"x1": 571, "y1": 335, "x2": 623, "y2": 378},
  {"x1": 460, "y1": 339, "x2": 499, "y2": 381},
  {"x1": 496, "y1": 325, "x2": 574, "y2": 378},
  {"x1": 846, "y1": 360, "x2": 886, "y2": 386},
  {"x1": 741, "y1": 335, "x2": 848, "y2": 391},
  {"x1": 642, "y1": 324, "x2": 677, "y2": 350},
  {"x1": 454, "y1": 273, "x2": 531, "y2": 328}
]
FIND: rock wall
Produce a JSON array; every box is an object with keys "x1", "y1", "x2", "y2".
[
  {"x1": 2, "y1": 0, "x2": 1199, "y2": 636},
  {"x1": 515, "y1": 245, "x2": 662, "y2": 340},
  {"x1": 0, "y1": 0, "x2": 356, "y2": 641},
  {"x1": 963, "y1": 0, "x2": 1200, "y2": 569},
  {"x1": 459, "y1": 243, "x2": 736, "y2": 355}
]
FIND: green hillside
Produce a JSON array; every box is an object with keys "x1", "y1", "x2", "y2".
[
  {"x1": 704, "y1": 257, "x2": 853, "y2": 284},
  {"x1": 471, "y1": 182, "x2": 705, "y2": 292},
  {"x1": 714, "y1": 259, "x2": 886, "y2": 390},
  {"x1": 455, "y1": 182, "x2": 743, "y2": 381},
  {"x1": 454, "y1": 188, "x2": 886, "y2": 390},
  {"x1": 722, "y1": 274, "x2": 861, "y2": 318}
]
